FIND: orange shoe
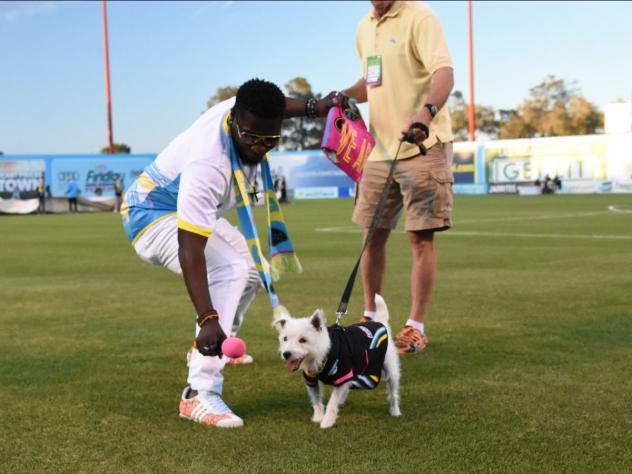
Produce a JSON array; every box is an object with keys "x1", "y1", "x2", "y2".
[
  {"x1": 178, "y1": 386, "x2": 244, "y2": 428},
  {"x1": 395, "y1": 326, "x2": 428, "y2": 354}
]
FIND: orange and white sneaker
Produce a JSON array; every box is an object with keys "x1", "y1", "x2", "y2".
[
  {"x1": 178, "y1": 386, "x2": 244, "y2": 428},
  {"x1": 226, "y1": 354, "x2": 254, "y2": 365},
  {"x1": 395, "y1": 326, "x2": 429, "y2": 354}
]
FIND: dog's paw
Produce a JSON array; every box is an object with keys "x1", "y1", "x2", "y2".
[
  {"x1": 389, "y1": 407, "x2": 402, "y2": 417},
  {"x1": 311, "y1": 404, "x2": 324, "y2": 423},
  {"x1": 319, "y1": 415, "x2": 336, "y2": 429}
]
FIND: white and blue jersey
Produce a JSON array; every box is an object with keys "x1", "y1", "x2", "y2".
[{"x1": 121, "y1": 97, "x2": 256, "y2": 243}]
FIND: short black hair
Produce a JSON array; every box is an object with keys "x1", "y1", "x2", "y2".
[{"x1": 235, "y1": 78, "x2": 285, "y2": 119}]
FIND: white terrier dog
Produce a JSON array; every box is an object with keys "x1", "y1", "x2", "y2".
[{"x1": 274, "y1": 294, "x2": 401, "y2": 429}]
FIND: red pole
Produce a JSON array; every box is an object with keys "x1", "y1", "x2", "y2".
[
  {"x1": 102, "y1": 0, "x2": 114, "y2": 153},
  {"x1": 467, "y1": 0, "x2": 476, "y2": 141}
]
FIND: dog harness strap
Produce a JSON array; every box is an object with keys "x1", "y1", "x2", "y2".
[
  {"x1": 333, "y1": 370, "x2": 354, "y2": 385},
  {"x1": 302, "y1": 372, "x2": 318, "y2": 386}
]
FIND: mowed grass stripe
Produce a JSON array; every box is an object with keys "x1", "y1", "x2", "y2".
[{"x1": 1, "y1": 194, "x2": 631, "y2": 473}]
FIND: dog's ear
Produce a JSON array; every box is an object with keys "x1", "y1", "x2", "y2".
[
  {"x1": 272, "y1": 318, "x2": 287, "y2": 331},
  {"x1": 272, "y1": 305, "x2": 292, "y2": 331},
  {"x1": 310, "y1": 309, "x2": 325, "y2": 331}
]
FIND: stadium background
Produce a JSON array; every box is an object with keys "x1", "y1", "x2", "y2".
[{"x1": 2, "y1": 131, "x2": 632, "y2": 214}]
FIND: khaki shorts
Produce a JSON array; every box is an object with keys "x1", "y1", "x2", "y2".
[{"x1": 352, "y1": 142, "x2": 454, "y2": 232}]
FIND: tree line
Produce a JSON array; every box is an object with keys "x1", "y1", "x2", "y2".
[
  {"x1": 99, "y1": 74, "x2": 604, "y2": 153},
  {"x1": 450, "y1": 75, "x2": 603, "y2": 141},
  {"x1": 205, "y1": 74, "x2": 604, "y2": 150}
]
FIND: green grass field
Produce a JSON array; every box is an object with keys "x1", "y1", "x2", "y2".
[{"x1": 1, "y1": 194, "x2": 631, "y2": 473}]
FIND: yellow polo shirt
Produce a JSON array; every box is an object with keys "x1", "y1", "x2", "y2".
[{"x1": 356, "y1": 1, "x2": 453, "y2": 161}]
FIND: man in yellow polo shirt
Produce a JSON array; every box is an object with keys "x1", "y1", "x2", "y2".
[{"x1": 338, "y1": 0, "x2": 455, "y2": 354}]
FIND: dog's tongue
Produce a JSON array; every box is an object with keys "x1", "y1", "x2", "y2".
[{"x1": 286, "y1": 359, "x2": 302, "y2": 372}]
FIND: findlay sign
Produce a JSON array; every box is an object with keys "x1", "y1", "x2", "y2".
[{"x1": 50, "y1": 157, "x2": 152, "y2": 197}]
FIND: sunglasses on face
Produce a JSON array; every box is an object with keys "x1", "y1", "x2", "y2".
[{"x1": 234, "y1": 117, "x2": 281, "y2": 149}]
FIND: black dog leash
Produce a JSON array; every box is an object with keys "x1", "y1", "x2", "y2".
[{"x1": 334, "y1": 123, "x2": 429, "y2": 325}]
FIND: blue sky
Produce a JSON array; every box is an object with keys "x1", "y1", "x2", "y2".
[{"x1": 1, "y1": 0, "x2": 631, "y2": 154}]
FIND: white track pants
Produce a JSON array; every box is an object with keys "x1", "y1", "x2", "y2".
[{"x1": 134, "y1": 215, "x2": 261, "y2": 394}]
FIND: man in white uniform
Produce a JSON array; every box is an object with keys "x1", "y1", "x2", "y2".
[{"x1": 121, "y1": 79, "x2": 335, "y2": 428}]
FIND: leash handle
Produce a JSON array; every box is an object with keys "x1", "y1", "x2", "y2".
[
  {"x1": 335, "y1": 140, "x2": 404, "y2": 319},
  {"x1": 402, "y1": 122, "x2": 429, "y2": 156}
]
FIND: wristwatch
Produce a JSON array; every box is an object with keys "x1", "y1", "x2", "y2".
[{"x1": 424, "y1": 103, "x2": 439, "y2": 118}]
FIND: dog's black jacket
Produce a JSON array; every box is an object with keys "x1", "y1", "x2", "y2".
[{"x1": 303, "y1": 321, "x2": 388, "y2": 390}]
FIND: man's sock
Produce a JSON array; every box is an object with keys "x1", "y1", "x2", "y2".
[
  {"x1": 363, "y1": 310, "x2": 377, "y2": 320},
  {"x1": 405, "y1": 319, "x2": 425, "y2": 336}
]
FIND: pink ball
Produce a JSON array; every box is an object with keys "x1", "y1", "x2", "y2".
[{"x1": 222, "y1": 337, "x2": 246, "y2": 358}]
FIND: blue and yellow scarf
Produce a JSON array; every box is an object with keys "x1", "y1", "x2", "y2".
[{"x1": 222, "y1": 114, "x2": 300, "y2": 318}]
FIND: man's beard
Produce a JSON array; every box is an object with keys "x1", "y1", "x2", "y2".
[
  {"x1": 233, "y1": 137, "x2": 265, "y2": 166},
  {"x1": 239, "y1": 153, "x2": 264, "y2": 166}
]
